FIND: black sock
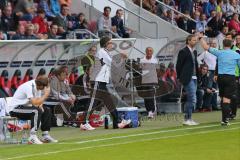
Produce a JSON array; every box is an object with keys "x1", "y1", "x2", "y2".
[
  {"x1": 230, "y1": 101, "x2": 237, "y2": 117},
  {"x1": 222, "y1": 103, "x2": 231, "y2": 122},
  {"x1": 110, "y1": 109, "x2": 119, "y2": 129}
]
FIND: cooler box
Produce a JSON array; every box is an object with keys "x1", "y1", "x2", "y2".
[{"x1": 117, "y1": 107, "x2": 138, "y2": 128}]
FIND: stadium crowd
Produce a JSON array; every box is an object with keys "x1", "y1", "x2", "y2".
[
  {"x1": 0, "y1": 0, "x2": 131, "y2": 40},
  {"x1": 0, "y1": 0, "x2": 240, "y2": 144}
]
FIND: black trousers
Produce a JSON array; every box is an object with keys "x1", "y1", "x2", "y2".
[
  {"x1": 10, "y1": 105, "x2": 52, "y2": 132},
  {"x1": 142, "y1": 85, "x2": 157, "y2": 113},
  {"x1": 87, "y1": 81, "x2": 119, "y2": 128}
]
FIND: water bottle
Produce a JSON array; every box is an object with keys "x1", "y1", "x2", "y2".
[
  {"x1": 3, "y1": 123, "x2": 10, "y2": 142},
  {"x1": 104, "y1": 116, "x2": 109, "y2": 129},
  {"x1": 21, "y1": 128, "x2": 29, "y2": 144}
]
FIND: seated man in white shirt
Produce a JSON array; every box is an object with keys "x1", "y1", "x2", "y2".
[{"x1": 8, "y1": 76, "x2": 57, "y2": 144}]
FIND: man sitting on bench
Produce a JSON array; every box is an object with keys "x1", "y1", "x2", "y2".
[{"x1": 8, "y1": 76, "x2": 58, "y2": 144}]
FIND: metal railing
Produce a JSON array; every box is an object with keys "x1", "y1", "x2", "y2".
[
  {"x1": 135, "y1": 0, "x2": 197, "y2": 26},
  {"x1": 155, "y1": 0, "x2": 197, "y2": 24},
  {"x1": 68, "y1": 29, "x2": 98, "y2": 39}
]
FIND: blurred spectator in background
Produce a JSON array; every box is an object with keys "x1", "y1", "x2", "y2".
[
  {"x1": 50, "y1": 0, "x2": 60, "y2": 17},
  {"x1": 33, "y1": 23, "x2": 48, "y2": 39},
  {"x1": 32, "y1": 9, "x2": 48, "y2": 34},
  {"x1": 216, "y1": 0, "x2": 223, "y2": 14},
  {"x1": 228, "y1": 13, "x2": 240, "y2": 33},
  {"x1": 73, "y1": 12, "x2": 88, "y2": 30},
  {"x1": 217, "y1": 25, "x2": 229, "y2": 48},
  {"x1": 13, "y1": 0, "x2": 36, "y2": 21},
  {"x1": 59, "y1": 0, "x2": 72, "y2": 7},
  {"x1": 1, "y1": 5, "x2": 17, "y2": 38},
  {"x1": 207, "y1": 12, "x2": 224, "y2": 37},
  {"x1": 207, "y1": 10, "x2": 217, "y2": 23},
  {"x1": 111, "y1": 9, "x2": 131, "y2": 38},
  {"x1": 204, "y1": 0, "x2": 216, "y2": 18},
  {"x1": 179, "y1": 0, "x2": 193, "y2": 15},
  {"x1": 162, "y1": 10, "x2": 177, "y2": 26},
  {"x1": 0, "y1": 0, "x2": 11, "y2": 10},
  {"x1": 165, "y1": 62, "x2": 177, "y2": 88},
  {"x1": 47, "y1": 23, "x2": 59, "y2": 39},
  {"x1": 196, "y1": 13, "x2": 207, "y2": 33},
  {"x1": 97, "y1": 6, "x2": 114, "y2": 38},
  {"x1": 196, "y1": 64, "x2": 209, "y2": 111},
  {"x1": 134, "y1": 0, "x2": 157, "y2": 14},
  {"x1": 158, "y1": 63, "x2": 167, "y2": 81},
  {"x1": 0, "y1": 8, "x2": 3, "y2": 30},
  {"x1": 11, "y1": 24, "x2": 25, "y2": 40},
  {"x1": 177, "y1": 11, "x2": 196, "y2": 33},
  {"x1": 23, "y1": 23, "x2": 38, "y2": 39},
  {"x1": 39, "y1": 0, "x2": 56, "y2": 20},
  {"x1": 53, "y1": 4, "x2": 72, "y2": 36}
]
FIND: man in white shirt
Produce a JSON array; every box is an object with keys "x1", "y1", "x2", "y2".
[
  {"x1": 140, "y1": 47, "x2": 159, "y2": 118},
  {"x1": 97, "y1": 6, "x2": 115, "y2": 38},
  {"x1": 217, "y1": 26, "x2": 229, "y2": 49},
  {"x1": 81, "y1": 36, "x2": 130, "y2": 130},
  {"x1": 8, "y1": 76, "x2": 57, "y2": 144},
  {"x1": 197, "y1": 38, "x2": 218, "y2": 110}
]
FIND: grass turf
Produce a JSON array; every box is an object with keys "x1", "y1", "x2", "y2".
[{"x1": 0, "y1": 111, "x2": 239, "y2": 160}]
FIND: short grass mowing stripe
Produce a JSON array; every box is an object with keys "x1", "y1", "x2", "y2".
[{"x1": 1, "y1": 126, "x2": 239, "y2": 160}]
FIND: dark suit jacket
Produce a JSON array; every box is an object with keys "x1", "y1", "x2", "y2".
[
  {"x1": 176, "y1": 46, "x2": 198, "y2": 85},
  {"x1": 177, "y1": 18, "x2": 196, "y2": 34},
  {"x1": 111, "y1": 16, "x2": 126, "y2": 37}
]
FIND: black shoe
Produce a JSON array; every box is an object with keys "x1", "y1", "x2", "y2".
[
  {"x1": 221, "y1": 121, "x2": 230, "y2": 126},
  {"x1": 229, "y1": 115, "x2": 236, "y2": 121}
]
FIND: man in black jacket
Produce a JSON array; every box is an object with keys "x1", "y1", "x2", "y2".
[{"x1": 176, "y1": 34, "x2": 199, "y2": 125}]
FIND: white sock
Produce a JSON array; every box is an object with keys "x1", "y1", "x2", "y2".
[{"x1": 42, "y1": 131, "x2": 49, "y2": 136}]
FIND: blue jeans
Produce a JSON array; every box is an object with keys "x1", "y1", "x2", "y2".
[
  {"x1": 204, "y1": 70, "x2": 218, "y2": 108},
  {"x1": 196, "y1": 89, "x2": 204, "y2": 109},
  {"x1": 184, "y1": 79, "x2": 197, "y2": 120}
]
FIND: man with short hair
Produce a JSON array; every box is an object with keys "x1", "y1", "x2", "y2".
[
  {"x1": 140, "y1": 47, "x2": 159, "y2": 118},
  {"x1": 97, "y1": 6, "x2": 114, "y2": 38},
  {"x1": 8, "y1": 76, "x2": 57, "y2": 144},
  {"x1": 111, "y1": 9, "x2": 131, "y2": 38},
  {"x1": 200, "y1": 34, "x2": 240, "y2": 125},
  {"x1": 52, "y1": 4, "x2": 72, "y2": 35}
]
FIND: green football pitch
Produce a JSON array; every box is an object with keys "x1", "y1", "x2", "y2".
[{"x1": 0, "y1": 111, "x2": 239, "y2": 160}]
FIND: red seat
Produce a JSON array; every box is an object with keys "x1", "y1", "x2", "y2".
[
  {"x1": 37, "y1": 68, "x2": 46, "y2": 78},
  {"x1": 11, "y1": 69, "x2": 22, "y2": 93},
  {"x1": 69, "y1": 68, "x2": 78, "y2": 84},
  {"x1": 88, "y1": 20, "x2": 97, "y2": 34},
  {"x1": 22, "y1": 69, "x2": 34, "y2": 83},
  {"x1": 0, "y1": 70, "x2": 13, "y2": 97},
  {"x1": 48, "y1": 68, "x2": 55, "y2": 78}
]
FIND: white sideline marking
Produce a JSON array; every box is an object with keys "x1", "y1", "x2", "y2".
[
  {"x1": 1, "y1": 126, "x2": 240, "y2": 160},
  {"x1": 67, "y1": 121, "x2": 240, "y2": 144}
]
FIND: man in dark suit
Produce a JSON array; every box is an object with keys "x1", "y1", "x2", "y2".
[
  {"x1": 111, "y1": 9, "x2": 130, "y2": 38},
  {"x1": 176, "y1": 34, "x2": 199, "y2": 126}
]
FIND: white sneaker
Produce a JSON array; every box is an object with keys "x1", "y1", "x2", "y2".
[
  {"x1": 118, "y1": 119, "x2": 131, "y2": 129},
  {"x1": 183, "y1": 120, "x2": 192, "y2": 126},
  {"x1": 148, "y1": 111, "x2": 154, "y2": 119},
  {"x1": 28, "y1": 135, "x2": 43, "y2": 144},
  {"x1": 190, "y1": 120, "x2": 199, "y2": 126},
  {"x1": 80, "y1": 123, "x2": 95, "y2": 131},
  {"x1": 42, "y1": 135, "x2": 58, "y2": 143}
]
